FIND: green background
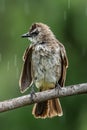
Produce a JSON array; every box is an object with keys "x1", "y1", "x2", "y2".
[{"x1": 0, "y1": 0, "x2": 87, "y2": 130}]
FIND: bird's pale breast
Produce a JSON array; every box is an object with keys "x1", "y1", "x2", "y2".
[{"x1": 31, "y1": 43, "x2": 62, "y2": 90}]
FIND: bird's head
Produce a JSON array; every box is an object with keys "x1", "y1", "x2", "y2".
[{"x1": 21, "y1": 23, "x2": 54, "y2": 44}]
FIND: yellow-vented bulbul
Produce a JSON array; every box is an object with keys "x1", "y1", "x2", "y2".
[{"x1": 19, "y1": 23, "x2": 68, "y2": 119}]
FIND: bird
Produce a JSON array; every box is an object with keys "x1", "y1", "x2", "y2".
[{"x1": 19, "y1": 22, "x2": 68, "y2": 119}]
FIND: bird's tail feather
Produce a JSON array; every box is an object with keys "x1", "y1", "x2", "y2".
[{"x1": 32, "y1": 98, "x2": 63, "y2": 119}]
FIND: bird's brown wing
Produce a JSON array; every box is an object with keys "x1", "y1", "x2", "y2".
[
  {"x1": 58, "y1": 44, "x2": 68, "y2": 87},
  {"x1": 19, "y1": 45, "x2": 32, "y2": 93}
]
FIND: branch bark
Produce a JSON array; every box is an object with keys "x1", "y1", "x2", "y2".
[{"x1": 0, "y1": 83, "x2": 87, "y2": 113}]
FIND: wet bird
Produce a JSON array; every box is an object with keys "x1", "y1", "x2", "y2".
[{"x1": 19, "y1": 23, "x2": 68, "y2": 118}]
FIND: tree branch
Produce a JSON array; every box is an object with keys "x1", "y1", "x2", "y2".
[{"x1": 0, "y1": 83, "x2": 87, "y2": 113}]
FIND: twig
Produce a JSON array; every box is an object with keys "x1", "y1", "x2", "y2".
[{"x1": 0, "y1": 83, "x2": 87, "y2": 113}]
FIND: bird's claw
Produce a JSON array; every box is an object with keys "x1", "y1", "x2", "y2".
[
  {"x1": 30, "y1": 84, "x2": 36, "y2": 101},
  {"x1": 55, "y1": 82, "x2": 62, "y2": 94}
]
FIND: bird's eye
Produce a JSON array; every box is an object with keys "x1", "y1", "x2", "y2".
[{"x1": 31, "y1": 30, "x2": 39, "y2": 36}]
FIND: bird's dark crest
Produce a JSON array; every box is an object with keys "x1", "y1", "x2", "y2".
[{"x1": 29, "y1": 23, "x2": 37, "y2": 32}]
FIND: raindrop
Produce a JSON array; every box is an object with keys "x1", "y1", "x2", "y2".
[
  {"x1": 0, "y1": 53, "x2": 2, "y2": 62},
  {"x1": 16, "y1": 67, "x2": 19, "y2": 79},
  {"x1": 82, "y1": 47, "x2": 87, "y2": 57},
  {"x1": 7, "y1": 61, "x2": 10, "y2": 71},
  {"x1": 14, "y1": 54, "x2": 17, "y2": 67},
  {"x1": 24, "y1": 0, "x2": 30, "y2": 15},
  {"x1": 0, "y1": 0, "x2": 6, "y2": 12},
  {"x1": 85, "y1": 8, "x2": 87, "y2": 16},
  {"x1": 64, "y1": 11, "x2": 67, "y2": 21},
  {"x1": 68, "y1": 0, "x2": 71, "y2": 9}
]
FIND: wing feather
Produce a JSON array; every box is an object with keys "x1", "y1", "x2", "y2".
[
  {"x1": 19, "y1": 46, "x2": 32, "y2": 93},
  {"x1": 59, "y1": 44, "x2": 68, "y2": 87}
]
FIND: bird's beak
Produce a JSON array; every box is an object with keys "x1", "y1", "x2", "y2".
[{"x1": 21, "y1": 32, "x2": 30, "y2": 38}]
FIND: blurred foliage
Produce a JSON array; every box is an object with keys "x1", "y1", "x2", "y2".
[{"x1": 0, "y1": 0, "x2": 87, "y2": 130}]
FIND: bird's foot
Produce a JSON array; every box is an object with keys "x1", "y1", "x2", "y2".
[
  {"x1": 55, "y1": 82, "x2": 62, "y2": 94},
  {"x1": 30, "y1": 84, "x2": 36, "y2": 101}
]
